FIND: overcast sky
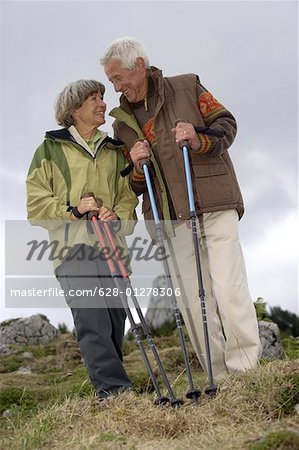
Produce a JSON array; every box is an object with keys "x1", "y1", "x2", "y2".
[{"x1": 0, "y1": 0, "x2": 298, "y2": 329}]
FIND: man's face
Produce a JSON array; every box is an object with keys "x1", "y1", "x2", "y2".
[{"x1": 104, "y1": 57, "x2": 147, "y2": 104}]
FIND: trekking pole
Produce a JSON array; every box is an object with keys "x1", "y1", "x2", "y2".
[
  {"x1": 176, "y1": 123, "x2": 217, "y2": 397},
  {"x1": 99, "y1": 216, "x2": 183, "y2": 408},
  {"x1": 83, "y1": 203, "x2": 170, "y2": 406},
  {"x1": 140, "y1": 160, "x2": 201, "y2": 405}
]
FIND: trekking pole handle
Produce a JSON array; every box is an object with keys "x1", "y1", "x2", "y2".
[
  {"x1": 87, "y1": 210, "x2": 98, "y2": 221},
  {"x1": 139, "y1": 158, "x2": 151, "y2": 169},
  {"x1": 80, "y1": 192, "x2": 103, "y2": 219},
  {"x1": 174, "y1": 118, "x2": 190, "y2": 150}
]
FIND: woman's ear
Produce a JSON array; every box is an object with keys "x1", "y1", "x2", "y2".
[{"x1": 72, "y1": 109, "x2": 78, "y2": 122}]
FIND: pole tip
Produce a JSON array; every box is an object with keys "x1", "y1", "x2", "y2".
[
  {"x1": 204, "y1": 385, "x2": 218, "y2": 398},
  {"x1": 154, "y1": 396, "x2": 170, "y2": 406}
]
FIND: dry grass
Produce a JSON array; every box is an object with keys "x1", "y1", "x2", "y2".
[{"x1": 1, "y1": 359, "x2": 298, "y2": 450}]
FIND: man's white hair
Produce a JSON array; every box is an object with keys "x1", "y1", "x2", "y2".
[{"x1": 100, "y1": 37, "x2": 150, "y2": 69}]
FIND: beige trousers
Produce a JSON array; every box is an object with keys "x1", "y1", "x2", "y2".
[{"x1": 165, "y1": 209, "x2": 261, "y2": 379}]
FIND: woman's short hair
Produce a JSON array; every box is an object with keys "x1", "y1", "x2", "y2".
[
  {"x1": 55, "y1": 79, "x2": 105, "y2": 128},
  {"x1": 100, "y1": 37, "x2": 150, "y2": 70}
]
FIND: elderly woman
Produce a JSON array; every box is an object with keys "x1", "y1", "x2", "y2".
[{"x1": 26, "y1": 80, "x2": 138, "y2": 401}]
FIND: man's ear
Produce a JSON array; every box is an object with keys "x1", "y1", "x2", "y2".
[{"x1": 136, "y1": 56, "x2": 146, "y2": 71}]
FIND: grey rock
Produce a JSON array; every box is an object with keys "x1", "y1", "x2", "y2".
[
  {"x1": 0, "y1": 343, "x2": 16, "y2": 356},
  {"x1": 0, "y1": 314, "x2": 59, "y2": 346},
  {"x1": 258, "y1": 320, "x2": 283, "y2": 359},
  {"x1": 15, "y1": 366, "x2": 32, "y2": 375},
  {"x1": 21, "y1": 351, "x2": 34, "y2": 360},
  {"x1": 2, "y1": 409, "x2": 12, "y2": 419},
  {"x1": 144, "y1": 275, "x2": 175, "y2": 331}
]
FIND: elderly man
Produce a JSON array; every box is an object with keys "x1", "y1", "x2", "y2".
[{"x1": 101, "y1": 37, "x2": 261, "y2": 380}]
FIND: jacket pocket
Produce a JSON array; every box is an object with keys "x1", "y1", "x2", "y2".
[
  {"x1": 192, "y1": 162, "x2": 228, "y2": 178},
  {"x1": 193, "y1": 161, "x2": 234, "y2": 206}
]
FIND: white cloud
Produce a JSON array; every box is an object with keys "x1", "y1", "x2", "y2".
[{"x1": 241, "y1": 211, "x2": 298, "y2": 314}]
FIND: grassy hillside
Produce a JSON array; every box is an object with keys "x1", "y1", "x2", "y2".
[{"x1": 0, "y1": 329, "x2": 298, "y2": 450}]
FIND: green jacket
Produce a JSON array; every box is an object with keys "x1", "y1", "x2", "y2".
[{"x1": 26, "y1": 128, "x2": 138, "y2": 269}]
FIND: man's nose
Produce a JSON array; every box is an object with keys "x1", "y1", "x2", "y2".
[{"x1": 114, "y1": 81, "x2": 121, "y2": 92}]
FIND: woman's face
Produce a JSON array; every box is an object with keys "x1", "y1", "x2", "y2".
[{"x1": 73, "y1": 92, "x2": 106, "y2": 129}]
